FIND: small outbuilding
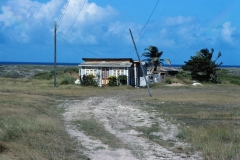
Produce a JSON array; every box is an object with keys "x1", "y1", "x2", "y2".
[{"x1": 149, "y1": 67, "x2": 179, "y2": 83}]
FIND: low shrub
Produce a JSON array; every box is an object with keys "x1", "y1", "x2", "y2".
[
  {"x1": 176, "y1": 71, "x2": 191, "y2": 80},
  {"x1": 164, "y1": 71, "x2": 192, "y2": 84},
  {"x1": 165, "y1": 78, "x2": 172, "y2": 84},
  {"x1": 59, "y1": 76, "x2": 75, "y2": 85},
  {"x1": 34, "y1": 71, "x2": 54, "y2": 80},
  {"x1": 118, "y1": 75, "x2": 127, "y2": 85},
  {"x1": 81, "y1": 74, "x2": 98, "y2": 86},
  {"x1": 108, "y1": 76, "x2": 118, "y2": 86},
  {"x1": 63, "y1": 67, "x2": 78, "y2": 74}
]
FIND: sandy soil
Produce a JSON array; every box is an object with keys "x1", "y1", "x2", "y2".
[{"x1": 62, "y1": 96, "x2": 203, "y2": 160}]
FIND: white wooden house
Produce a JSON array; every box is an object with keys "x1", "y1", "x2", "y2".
[{"x1": 78, "y1": 58, "x2": 147, "y2": 87}]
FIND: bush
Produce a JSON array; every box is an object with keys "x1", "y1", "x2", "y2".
[
  {"x1": 108, "y1": 76, "x2": 118, "y2": 86},
  {"x1": 164, "y1": 72, "x2": 193, "y2": 84},
  {"x1": 174, "y1": 71, "x2": 192, "y2": 84},
  {"x1": 118, "y1": 75, "x2": 127, "y2": 85},
  {"x1": 176, "y1": 71, "x2": 191, "y2": 80},
  {"x1": 165, "y1": 78, "x2": 172, "y2": 84},
  {"x1": 63, "y1": 67, "x2": 78, "y2": 74},
  {"x1": 33, "y1": 71, "x2": 54, "y2": 80},
  {"x1": 3, "y1": 71, "x2": 24, "y2": 78},
  {"x1": 81, "y1": 74, "x2": 98, "y2": 86},
  {"x1": 59, "y1": 76, "x2": 75, "y2": 85}
]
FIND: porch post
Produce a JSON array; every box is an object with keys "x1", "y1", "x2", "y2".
[{"x1": 134, "y1": 63, "x2": 137, "y2": 86}]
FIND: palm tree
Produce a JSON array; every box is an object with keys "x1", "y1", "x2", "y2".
[{"x1": 141, "y1": 46, "x2": 171, "y2": 73}]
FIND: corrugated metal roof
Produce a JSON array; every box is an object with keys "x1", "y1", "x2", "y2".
[
  {"x1": 161, "y1": 67, "x2": 179, "y2": 71},
  {"x1": 151, "y1": 67, "x2": 179, "y2": 74}
]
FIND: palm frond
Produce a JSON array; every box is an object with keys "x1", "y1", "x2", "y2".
[
  {"x1": 156, "y1": 51, "x2": 163, "y2": 57},
  {"x1": 196, "y1": 51, "x2": 203, "y2": 58},
  {"x1": 160, "y1": 59, "x2": 171, "y2": 65},
  {"x1": 141, "y1": 52, "x2": 151, "y2": 57},
  {"x1": 141, "y1": 58, "x2": 153, "y2": 63},
  {"x1": 211, "y1": 48, "x2": 214, "y2": 54},
  {"x1": 153, "y1": 57, "x2": 159, "y2": 62},
  {"x1": 214, "y1": 51, "x2": 222, "y2": 62},
  {"x1": 145, "y1": 46, "x2": 158, "y2": 53}
]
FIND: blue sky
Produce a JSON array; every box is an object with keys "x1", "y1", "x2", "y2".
[{"x1": 0, "y1": 0, "x2": 239, "y2": 65}]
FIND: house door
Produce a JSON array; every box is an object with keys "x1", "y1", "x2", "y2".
[{"x1": 102, "y1": 68, "x2": 109, "y2": 86}]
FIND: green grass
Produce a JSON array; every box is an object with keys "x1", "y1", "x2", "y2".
[{"x1": 0, "y1": 73, "x2": 92, "y2": 159}]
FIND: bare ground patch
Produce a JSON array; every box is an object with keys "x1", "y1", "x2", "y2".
[{"x1": 62, "y1": 96, "x2": 202, "y2": 160}]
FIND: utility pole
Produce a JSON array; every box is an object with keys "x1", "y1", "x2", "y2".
[
  {"x1": 54, "y1": 21, "x2": 57, "y2": 87},
  {"x1": 129, "y1": 29, "x2": 152, "y2": 97}
]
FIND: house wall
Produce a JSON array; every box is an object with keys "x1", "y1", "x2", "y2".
[
  {"x1": 79, "y1": 66, "x2": 132, "y2": 86},
  {"x1": 78, "y1": 60, "x2": 148, "y2": 87}
]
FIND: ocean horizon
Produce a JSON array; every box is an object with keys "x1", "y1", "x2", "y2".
[{"x1": 0, "y1": 61, "x2": 239, "y2": 68}]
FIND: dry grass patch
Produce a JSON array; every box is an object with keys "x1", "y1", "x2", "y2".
[
  {"x1": 136, "y1": 85, "x2": 240, "y2": 159},
  {"x1": 0, "y1": 82, "x2": 83, "y2": 159}
]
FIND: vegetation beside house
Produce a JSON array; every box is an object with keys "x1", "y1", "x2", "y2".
[{"x1": 182, "y1": 48, "x2": 222, "y2": 83}]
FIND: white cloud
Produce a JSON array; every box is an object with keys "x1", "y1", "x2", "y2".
[
  {"x1": 56, "y1": 0, "x2": 117, "y2": 36},
  {"x1": 0, "y1": 0, "x2": 117, "y2": 44},
  {"x1": 164, "y1": 16, "x2": 194, "y2": 26},
  {"x1": 219, "y1": 22, "x2": 236, "y2": 44},
  {"x1": 102, "y1": 21, "x2": 141, "y2": 45}
]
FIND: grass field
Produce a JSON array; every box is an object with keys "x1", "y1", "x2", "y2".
[
  {"x1": 135, "y1": 84, "x2": 240, "y2": 160},
  {"x1": 0, "y1": 65, "x2": 240, "y2": 159}
]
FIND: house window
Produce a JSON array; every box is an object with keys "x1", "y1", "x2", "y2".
[
  {"x1": 113, "y1": 69, "x2": 117, "y2": 76},
  {"x1": 112, "y1": 67, "x2": 124, "y2": 77},
  {"x1": 119, "y1": 68, "x2": 124, "y2": 75},
  {"x1": 86, "y1": 67, "x2": 98, "y2": 76}
]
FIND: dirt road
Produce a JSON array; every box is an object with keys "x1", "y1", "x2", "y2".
[{"x1": 63, "y1": 96, "x2": 202, "y2": 160}]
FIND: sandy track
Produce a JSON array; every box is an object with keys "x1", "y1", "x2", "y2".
[{"x1": 63, "y1": 96, "x2": 202, "y2": 160}]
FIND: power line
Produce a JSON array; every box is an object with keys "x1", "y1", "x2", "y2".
[
  {"x1": 135, "y1": 0, "x2": 159, "y2": 38},
  {"x1": 62, "y1": 0, "x2": 87, "y2": 37},
  {"x1": 56, "y1": 1, "x2": 102, "y2": 58},
  {"x1": 57, "y1": 32, "x2": 102, "y2": 58},
  {"x1": 59, "y1": 35, "x2": 83, "y2": 57},
  {"x1": 57, "y1": 0, "x2": 70, "y2": 29}
]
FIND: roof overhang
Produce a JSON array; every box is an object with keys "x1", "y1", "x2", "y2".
[
  {"x1": 82, "y1": 58, "x2": 133, "y2": 62},
  {"x1": 78, "y1": 62, "x2": 132, "y2": 68}
]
